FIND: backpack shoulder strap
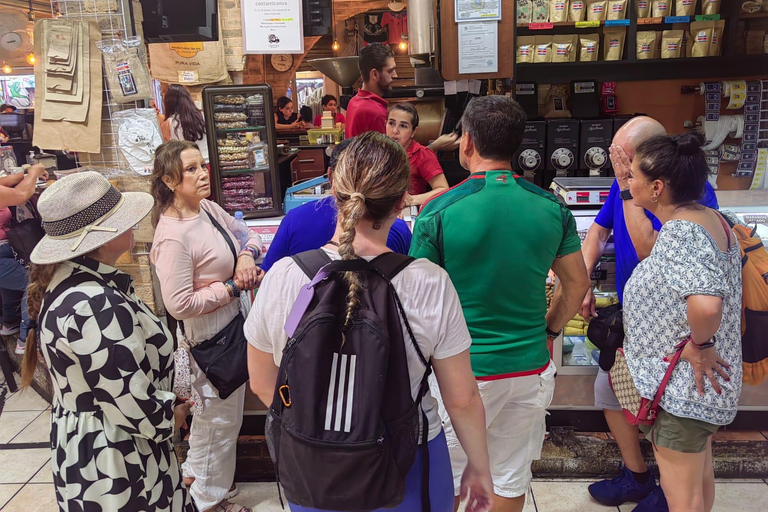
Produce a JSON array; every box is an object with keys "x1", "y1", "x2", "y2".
[
  {"x1": 292, "y1": 249, "x2": 333, "y2": 279},
  {"x1": 370, "y1": 252, "x2": 415, "y2": 281}
]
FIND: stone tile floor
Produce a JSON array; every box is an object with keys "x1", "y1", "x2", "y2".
[{"x1": 1, "y1": 379, "x2": 767, "y2": 511}]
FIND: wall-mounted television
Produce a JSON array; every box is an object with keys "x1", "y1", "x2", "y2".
[{"x1": 139, "y1": 0, "x2": 219, "y2": 43}]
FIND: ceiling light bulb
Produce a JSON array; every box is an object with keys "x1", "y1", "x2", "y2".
[
  {"x1": 26, "y1": 53, "x2": 36, "y2": 65},
  {"x1": 332, "y1": 40, "x2": 340, "y2": 52},
  {"x1": 2, "y1": 64, "x2": 12, "y2": 74},
  {"x1": 399, "y1": 41, "x2": 408, "y2": 51}
]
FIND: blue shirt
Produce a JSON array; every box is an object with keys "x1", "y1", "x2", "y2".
[
  {"x1": 261, "y1": 196, "x2": 413, "y2": 272},
  {"x1": 594, "y1": 181, "x2": 718, "y2": 303}
]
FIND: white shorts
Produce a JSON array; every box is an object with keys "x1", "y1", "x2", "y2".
[{"x1": 433, "y1": 361, "x2": 556, "y2": 499}]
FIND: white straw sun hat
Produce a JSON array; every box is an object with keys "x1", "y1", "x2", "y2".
[{"x1": 30, "y1": 171, "x2": 154, "y2": 265}]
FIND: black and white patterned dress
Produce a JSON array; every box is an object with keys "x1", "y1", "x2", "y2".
[{"x1": 39, "y1": 257, "x2": 194, "y2": 512}]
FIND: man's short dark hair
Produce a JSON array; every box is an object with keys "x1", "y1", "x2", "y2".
[
  {"x1": 358, "y1": 43, "x2": 394, "y2": 83},
  {"x1": 329, "y1": 137, "x2": 356, "y2": 172},
  {"x1": 0, "y1": 104, "x2": 16, "y2": 113},
  {"x1": 461, "y1": 96, "x2": 527, "y2": 161}
]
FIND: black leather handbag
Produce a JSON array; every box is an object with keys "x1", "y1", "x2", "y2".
[
  {"x1": 7, "y1": 202, "x2": 45, "y2": 265},
  {"x1": 184, "y1": 208, "x2": 249, "y2": 399}
]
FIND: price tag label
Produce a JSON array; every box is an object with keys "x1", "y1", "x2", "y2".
[
  {"x1": 576, "y1": 20, "x2": 601, "y2": 28},
  {"x1": 178, "y1": 71, "x2": 198, "y2": 83},
  {"x1": 529, "y1": 22, "x2": 555, "y2": 30},
  {"x1": 605, "y1": 19, "x2": 630, "y2": 26},
  {"x1": 695, "y1": 14, "x2": 721, "y2": 21},
  {"x1": 638, "y1": 17, "x2": 663, "y2": 24},
  {"x1": 664, "y1": 15, "x2": 691, "y2": 23}
]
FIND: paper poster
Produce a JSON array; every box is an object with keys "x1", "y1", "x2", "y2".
[
  {"x1": 455, "y1": 0, "x2": 502, "y2": 22},
  {"x1": 458, "y1": 22, "x2": 498, "y2": 74},
  {"x1": 242, "y1": 0, "x2": 304, "y2": 54}
]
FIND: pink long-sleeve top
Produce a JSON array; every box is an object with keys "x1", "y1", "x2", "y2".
[{"x1": 150, "y1": 199, "x2": 262, "y2": 342}]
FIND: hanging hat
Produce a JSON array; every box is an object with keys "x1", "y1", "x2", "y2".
[{"x1": 30, "y1": 171, "x2": 153, "y2": 265}]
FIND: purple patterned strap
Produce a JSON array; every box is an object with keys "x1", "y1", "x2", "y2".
[{"x1": 284, "y1": 265, "x2": 332, "y2": 338}]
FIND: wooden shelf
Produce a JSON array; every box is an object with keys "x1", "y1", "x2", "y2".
[
  {"x1": 220, "y1": 166, "x2": 271, "y2": 174},
  {"x1": 739, "y1": 12, "x2": 768, "y2": 19},
  {"x1": 215, "y1": 126, "x2": 266, "y2": 134}
]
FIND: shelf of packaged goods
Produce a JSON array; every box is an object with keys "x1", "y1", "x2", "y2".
[
  {"x1": 220, "y1": 166, "x2": 271, "y2": 174},
  {"x1": 215, "y1": 126, "x2": 267, "y2": 134},
  {"x1": 515, "y1": 54, "x2": 768, "y2": 82}
]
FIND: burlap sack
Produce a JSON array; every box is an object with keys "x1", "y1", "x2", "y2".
[{"x1": 148, "y1": 40, "x2": 229, "y2": 85}]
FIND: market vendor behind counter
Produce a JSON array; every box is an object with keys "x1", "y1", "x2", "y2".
[{"x1": 274, "y1": 96, "x2": 310, "y2": 132}]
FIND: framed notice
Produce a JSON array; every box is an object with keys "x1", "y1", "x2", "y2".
[
  {"x1": 458, "y1": 22, "x2": 499, "y2": 74},
  {"x1": 242, "y1": 0, "x2": 305, "y2": 54},
  {"x1": 455, "y1": 0, "x2": 502, "y2": 22}
]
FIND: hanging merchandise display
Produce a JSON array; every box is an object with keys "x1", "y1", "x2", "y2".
[
  {"x1": 381, "y1": 12, "x2": 408, "y2": 45},
  {"x1": 148, "y1": 41, "x2": 229, "y2": 85},
  {"x1": 96, "y1": 38, "x2": 151, "y2": 104},
  {"x1": 705, "y1": 148, "x2": 720, "y2": 188},
  {"x1": 699, "y1": 114, "x2": 744, "y2": 150},
  {"x1": 363, "y1": 13, "x2": 389, "y2": 44},
  {"x1": 32, "y1": 19, "x2": 103, "y2": 154},
  {"x1": 724, "y1": 80, "x2": 747, "y2": 109},
  {"x1": 737, "y1": 81, "x2": 762, "y2": 176},
  {"x1": 600, "y1": 81, "x2": 618, "y2": 115},
  {"x1": 113, "y1": 109, "x2": 163, "y2": 174}
]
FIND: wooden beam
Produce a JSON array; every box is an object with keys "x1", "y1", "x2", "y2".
[{"x1": 333, "y1": 0, "x2": 391, "y2": 27}]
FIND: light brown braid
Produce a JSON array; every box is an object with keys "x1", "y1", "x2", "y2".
[{"x1": 21, "y1": 263, "x2": 59, "y2": 388}]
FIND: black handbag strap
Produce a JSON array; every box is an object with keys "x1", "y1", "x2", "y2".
[{"x1": 203, "y1": 207, "x2": 238, "y2": 276}]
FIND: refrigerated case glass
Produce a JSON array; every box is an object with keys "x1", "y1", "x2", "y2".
[{"x1": 202, "y1": 84, "x2": 283, "y2": 218}]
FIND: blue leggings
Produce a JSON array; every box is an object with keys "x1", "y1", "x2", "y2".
[{"x1": 289, "y1": 430, "x2": 455, "y2": 512}]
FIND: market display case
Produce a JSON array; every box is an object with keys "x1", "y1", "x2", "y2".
[{"x1": 202, "y1": 84, "x2": 283, "y2": 218}]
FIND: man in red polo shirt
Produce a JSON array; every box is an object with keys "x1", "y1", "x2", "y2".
[{"x1": 345, "y1": 43, "x2": 397, "y2": 138}]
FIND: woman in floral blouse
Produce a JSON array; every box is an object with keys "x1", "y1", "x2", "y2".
[{"x1": 623, "y1": 132, "x2": 742, "y2": 512}]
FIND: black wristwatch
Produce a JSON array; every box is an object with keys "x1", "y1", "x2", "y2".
[
  {"x1": 620, "y1": 188, "x2": 633, "y2": 201},
  {"x1": 545, "y1": 326, "x2": 562, "y2": 338}
]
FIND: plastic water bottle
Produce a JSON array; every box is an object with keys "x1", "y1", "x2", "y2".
[{"x1": 231, "y1": 211, "x2": 250, "y2": 249}]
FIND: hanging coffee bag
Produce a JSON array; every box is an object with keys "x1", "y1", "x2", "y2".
[
  {"x1": 579, "y1": 33, "x2": 600, "y2": 61},
  {"x1": 534, "y1": 36, "x2": 553, "y2": 63},
  {"x1": 552, "y1": 35, "x2": 577, "y2": 62},
  {"x1": 710, "y1": 19, "x2": 725, "y2": 56},
  {"x1": 603, "y1": 27, "x2": 627, "y2": 60},
  {"x1": 533, "y1": 0, "x2": 550, "y2": 21},
  {"x1": 550, "y1": 0, "x2": 570, "y2": 22},
  {"x1": 607, "y1": 0, "x2": 628, "y2": 19},
  {"x1": 702, "y1": 0, "x2": 720, "y2": 14},
  {"x1": 588, "y1": 0, "x2": 608, "y2": 20},
  {"x1": 518, "y1": 0, "x2": 534, "y2": 23},
  {"x1": 690, "y1": 21, "x2": 714, "y2": 57},
  {"x1": 675, "y1": 0, "x2": 697, "y2": 16},
  {"x1": 652, "y1": 0, "x2": 670, "y2": 16},
  {"x1": 517, "y1": 36, "x2": 536, "y2": 63},
  {"x1": 636, "y1": 0, "x2": 650, "y2": 17},
  {"x1": 636, "y1": 31, "x2": 658, "y2": 59},
  {"x1": 661, "y1": 30, "x2": 684, "y2": 58},
  {"x1": 569, "y1": 0, "x2": 587, "y2": 20}
]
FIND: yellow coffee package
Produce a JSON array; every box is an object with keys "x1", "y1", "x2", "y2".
[
  {"x1": 675, "y1": 0, "x2": 696, "y2": 16},
  {"x1": 569, "y1": 0, "x2": 587, "y2": 20},
  {"x1": 518, "y1": 0, "x2": 534, "y2": 23},
  {"x1": 517, "y1": 36, "x2": 536, "y2": 63},
  {"x1": 603, "y1": 27, "x2": 627, "y2": 60},
  {"x1": 579, "y1": 33, "x2": 600, "y2": 61},
  {"x1": 702, "y1": 0, "x2": 720, "y2": 14},
  {"x1": 550, "y1": 0, "x2": 569, "y2": 22},
  {"x1": 533, "y1": 0, "x2": 550, "y2": 21},
  {"x1": 636, "y1": 0, "x2": 651, "y2": 17},
  {"x1": 661, "y1": 30, "x2": 684, "y2": 58},
  {"x1": 588, "y1": 0, "x2": 608, "y2": 20},
  {"x1": 553, "y1": 35, "x2": 577, "y2": 62},
  {"x1": 607, "y1": 0, "x2": 628, "y2": 19},
  {"x1": 710, "y1": 20, "x2": 725, "y2": 56},
  {"x1": 636, "y1": 31, "x2": 658, "y2": 59},
  {"x1": 690, "y1": 21, "x2": 714, "y2": 57},
  {"x1": 534, "y1": 36, "x2": 553, "y2": 63},
  {"x1": 652, "y1": 0, "x2": 670, "y2": 16}
]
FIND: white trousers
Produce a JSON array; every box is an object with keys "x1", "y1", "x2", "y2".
[{"x1": 182, "y1": 356, "x2": 246, "y2": 511}]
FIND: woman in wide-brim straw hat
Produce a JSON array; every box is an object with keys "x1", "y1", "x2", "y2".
[{"x1": 22, "y1": 171, "x2": 195, "y2": 512}]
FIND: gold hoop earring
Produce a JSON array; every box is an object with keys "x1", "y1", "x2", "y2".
[{"x1": 650, "y1": 195, "x2": 658, "y2": 203}]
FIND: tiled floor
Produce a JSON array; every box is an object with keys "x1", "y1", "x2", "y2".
[{"x1": 1, "y1": 381, "x2": 767, "y2": 511}]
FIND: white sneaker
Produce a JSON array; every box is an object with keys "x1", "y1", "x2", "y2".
[
  {"x1": 15, "y1": 339, "x2": 25, "y2": 355},
  {"x1": 0, "y1": 324, "x2": 20, "y2": 336}
]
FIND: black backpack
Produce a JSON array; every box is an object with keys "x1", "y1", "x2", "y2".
[
  {"x1": 266, "y1": 250, "x2": 433, "y2": 512},
  {"x1": 7, "y1": 201, "x2": 45, "y2": 266}
]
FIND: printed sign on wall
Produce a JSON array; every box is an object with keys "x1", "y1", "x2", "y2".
[{"x1": 242, "y1": 0, "x2": 305, "y2": 54}]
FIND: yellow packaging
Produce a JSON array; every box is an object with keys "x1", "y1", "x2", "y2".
[
  {"x1": 517, "y1": 0, "x2": 534, "y2": 23},
  {"x1": 534, "y1": 36, "x2": 553, "y2": 63},
  {"x1": 607, "y1": 0, "x2": 628, "y2": 19},
  {"x1": 690, "y1": 21, "x2": 714, "y2": 57},
  {"x1": 710, "y1": 19, "x2": 725, "y2": 56},
  {"x1": 550, "y1": 0, "x2": 570, "y2": 22},
  {"x1": 675, "y1": 0, "x2": 697, "y2": 16},
  {"x1": 579, "y1": 33, "x2": 600, "y2": 61},
  {"x1": 533, "y1": 0, "x2": 550, "y2": 22},
  {"x1": 652, "y1": 0, "x2": 670, "y2": 16},
  {"x1": 636, "y1": 0, "x2": 650, "y2": 17},
  {"x1": 702, "y1": 0, "x2": 720, "y2": 14},
  {"x1": 588, "y1": 0, "x2": 608, "y2": 20},
  {"x1": 569, "y1": 0, "x2": 587, "y2": 20},
  {"x1": 661, "y1": 29, "x2": 684, "y2": 58},
  {"x1": 636, "y1": 31, "x2": 658, "y2": 59},
  {"x1": 603, "y1": 27, "x2": 626, "y2": 60},
  {"x1": 517, "y1": 36, "x2": 536, "y2": 63},
  {"x1": 552, "y1": 34, "x2": 578, "y2": 62}
]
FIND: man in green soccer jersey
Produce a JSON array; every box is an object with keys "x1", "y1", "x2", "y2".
[{"x1": 411, "y1": 96, "x2": 592, "y2": 512}]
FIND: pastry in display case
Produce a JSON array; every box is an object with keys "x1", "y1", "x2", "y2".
[{"x1": 202, "y1": 85, "x2": 283, "y2": 218}]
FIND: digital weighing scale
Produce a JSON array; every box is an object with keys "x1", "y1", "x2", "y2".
[{"x1": 549, "y1": 177, "x2": 614, "y2": 207}]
